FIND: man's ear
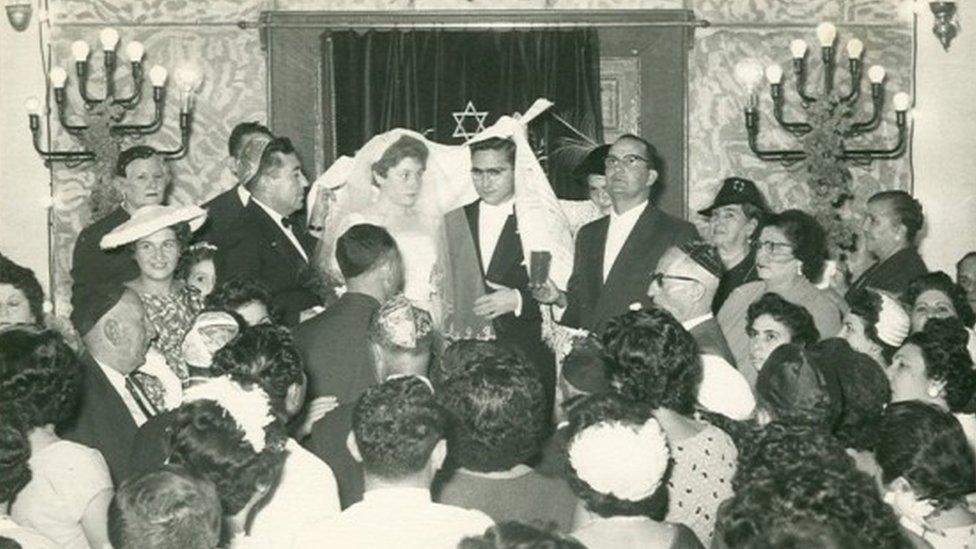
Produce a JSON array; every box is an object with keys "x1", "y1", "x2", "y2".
[
  {"x1": 346, "y1": 431, "x2": 363, "y2": 463},
  {"x1": 646, "y1": 169, "x2": 659, "y2": 187},
  {"x1": 227, "y1": 156, "x2": 240, "y2": 177},
  {"x1": 103, "y1": 318, "x2": 122, "y2": 347},
  {"x1": 429, "y1": 439, "x2": 447, "y2": 473}
]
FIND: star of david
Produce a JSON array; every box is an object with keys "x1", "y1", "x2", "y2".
[{"x1": 452, "y1": 101, "x2": 489, "y2": 141}]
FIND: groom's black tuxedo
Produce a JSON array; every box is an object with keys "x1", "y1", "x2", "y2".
[
  {"x1": 562, "y1": 204, "x2": 699, "y2": 333},
  {"x1": 463, "y1": 200, "x2": 556, "y2": 411}
]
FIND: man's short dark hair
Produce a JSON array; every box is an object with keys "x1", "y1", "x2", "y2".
[
  {"x1": 115, "y1": 145, "x2": 159, "y2": 177},
  {"x1": 868, "y1": 190, "x2": 925, "y2": 242},
  {"x1": 108, "y1": 465, "x2": 222, "y2": 549},
  {"x1": 957, "y1": 251, "x2": 976, "y2": 273},
  {"x1": 228, "y1": 121, "x2": 272, "y2": 158},
  {"x1": 616, "y1": 134, "x2": 658, "y2": 171},
  {"x1": 470, "y1": 137, "x2": 516, "y2": 167},
  {"x1": 209, "y1": 324, "x2": 304, "y2": 416},
  {"x1": 352, "y1": 376, "x2": 447, "y2": 479},
  {"x1": 335, "y1": 224, "x2": 399, "y2": 280},
  {"x1": 438, "y1": 353, "x2": 548, "y2": 472},
  {"x1": 246, "y1": 137, "x2": 297, "y2": 191}
]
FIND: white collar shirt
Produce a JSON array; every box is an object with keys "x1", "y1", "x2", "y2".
[
  {"x1": 94, "y1": 359, "x2": 147, "y2": 427},
  {"x1": 602, "y1": 201, "x2": 648, "y2": 282},
  {"x1": 236, "y1": 184, "x2": 251, "y2": 207},
  {"x1": 478, "y1": 198, "x2": 515, "y2": 272},
  {"x1": 682, "y1": 313, "x2": 714, "y2": 332},
  {"x1": 293, "y1": 487, "x2": 493, "y2": 549},
  {"x1": 251, "y1": 197, "x2": 309, "y2": 262}
]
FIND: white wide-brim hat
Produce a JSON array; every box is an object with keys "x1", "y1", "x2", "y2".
[{"x1": 100, "y1": 204, "x2": 207, "y2": 249}]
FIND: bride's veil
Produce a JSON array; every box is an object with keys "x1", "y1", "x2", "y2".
[{"x1": 308, "y1": 98, "x2": 574, "y2": 343}]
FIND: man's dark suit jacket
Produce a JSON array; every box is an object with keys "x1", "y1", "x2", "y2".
[
  {"x1": 216, "y1": 202, "x2": 320, "y2": 326},
  {"x1": 293, "y1": 292, "x2": 381, "y2": 403},
  {"x1": 196, "y1": 186, "x2": 246, "y2": 248},
  {"x1": 689, "y1": 316, "x2": 736, "y2": 367},
  {"x1": 126, "y1": 410, "x2": 176, "y2": 482},
  {"x1": 58, "y1": 353, "x2": 139, "y2": 484},
  {"x1": 562, "y1": 204, "x2": 699, "y2": 333},
  {"x1": 306, "y1": 403, "x2": 362, "y2": 509},
  {"x1": 847, "y1": 247, "x2": 928, "y2": 301},
  {"x1": 70, "y1": 207, "x2": 139, "y2": 314},
  {"x1": 462, "y1": 201, "x2": 556, "y2": 407}
]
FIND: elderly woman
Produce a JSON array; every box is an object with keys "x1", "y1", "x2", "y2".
[
  {"x1": 718, "y1": 209, "x2": 843, "y2": 373},
  {"x1": 741, "y1": 292, "x2": 819, "y2": 387},
  {"x1": 565, "y1": 393, "x2": 704, "y2": 548},
  {"x1": 876, "y1": 401, "x2": 976, "y2": 548},
  {"x1": 101, "y1": 205, "x2": 208, "y2": 380},
  {"x1": 0, "y1": 254, "x2": 44, "y2": 329},
  {"x1": 603, "y1": 308, "x2": 737, "y2": 545},
  {"x1": 839, "y1": 288, "x2": 910, "y2": 367},
  {"x1": 905, "y1": 271, "x2": 976, "y2": 332},
  {"x1": 2, "y1": 327, "x2": 113, "y2": 549},
  {"x1": 889, "y1": 316, "x2": 976, "y2": 456}
]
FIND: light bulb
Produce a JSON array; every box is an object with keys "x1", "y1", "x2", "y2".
[
  {"x1": 893, "y1": 92, "x2": 911, "y2": 112},
  {"x1": 148, "y1": 65, "x2": 167, "y2": 87},
  {"x1": 790, "y1": 39, "x2": 808, "y2": 59},
  {"x1": 71, "y1": 40, "x2": 90, "y2": 62},
  {"x1": 868, "y1": 65, "x2": 886, "y2": 84},
  {"x1": 99, "y1": 27, "x2": 120, "y2": 51},
  {"x1": 125, "y1": 41, "x2": 144, "y2": 62},
  {"x1": 846, "y1": 38, "x2": 864, "y2": 59},
  {"x1": 24, "y1": 97, "x2": 41, "y2": 116},
  {"x1": 816, "y1": 22, "x2": 837, "y2": 47},
  {"x1": 734, "y1": 58, "x2": 764, "y2": 91},
  {"x1": 174, "y1": 62, "x2": 203, "y2": 92},
  {"x1": 49, "y1": 67, "x2": 68, "y2": 88},
  {"x1": 765, "y1": 65, "x2": 784, "y2": 85}
]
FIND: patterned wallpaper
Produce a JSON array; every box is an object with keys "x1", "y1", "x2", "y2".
[{"x1": 45, "y1": 0, "x2": 912, "y2": 315}]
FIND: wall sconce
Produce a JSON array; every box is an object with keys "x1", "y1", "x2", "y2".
[
  {"x1": 5, "y1": 0, "x2": 33, "y2": 32},
  {"x1": 930, "y1": 1, "x2": 959, "y2": 51}
]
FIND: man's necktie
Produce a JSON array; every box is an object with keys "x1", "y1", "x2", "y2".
[{"x1": 125, "y1": 371, "x2": 165, "y2": 418}]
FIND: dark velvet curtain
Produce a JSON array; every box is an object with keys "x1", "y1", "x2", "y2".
[{"x1": 327, "y1": 29, "x2": 603, "y2": 198}]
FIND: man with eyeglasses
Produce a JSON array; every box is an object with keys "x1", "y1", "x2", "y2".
[
  {"x1": 647, "y1": 240, "x2": 755, "y2": 420},
  {"x1": 533, "y1": 134, "x2": 698, "y2": 333},
  {"x1": 449, "y1": 136, "x2": 556, "y2": 412}
]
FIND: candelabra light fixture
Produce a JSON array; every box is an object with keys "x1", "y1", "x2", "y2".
[
  {"x1": 739, "y1": 22, "x2": 911, "y2": 164},
  {"x1": 26, "y1": 27, "x2": 202, "y2": 165}
]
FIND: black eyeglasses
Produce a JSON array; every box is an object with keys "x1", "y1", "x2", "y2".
[
  {"x1": 649, "y1": 272, "x2": 700, "y2": 286},
  {"x1": 604, "y1": 154, "x2": 648, "y2": 170}
]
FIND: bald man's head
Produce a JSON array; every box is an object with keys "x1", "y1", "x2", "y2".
[{"x1": 647, "y1": 247, "x2": 718, "y2": 322}]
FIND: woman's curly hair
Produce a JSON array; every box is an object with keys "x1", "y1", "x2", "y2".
[
  {"x1": 718, "y1": 461, "x2": 908, "y2": 548},
  {"x1": 459, "y1": 521, "x2": 586, "y2": 549},
  {"x1": 747, "y1": 293, "x2": 820, "y2": 348},
  {"x1": 905, "y1": 271, "x2": 975, "y2": 328},
  {"x1": 601, "y1": 308, "x2": 702, "y2": 415},
  {"x1": 205, "y1": 275, "x2": 282, "y2": 324},
  {"x1": 829, "y1": 340, "x2": 891, "y2": 451},
  {"x1": 876, "y1": 401, "x2": 976, "y2": 511},
  {"x1": 733, "y1": 420, "x2": 852, "y2": 493},
  {"x1": 846, "y1": 288, "x2": 899, "y2": 363},
  {"x1": 0, "y1": 254, "x2": 44, "y2": 325},
  {"x1": 0, "y1": 415, "x2": 31, "y2": 504},
  {"x1": 0, "y1": 327, "x2": 81, "y2": 429},
  {"x1": 166, "y1": 398, "x2": 287, "y2": 515},
  {"x1": 371, "y1": 135, "x2": 429, "y2": 179},
  {"x1": 209, "y1": 324, "x2": 304, "y2": 416},
  {"x1": 175, "y1": 242, "x2": 217, "y2": 283},
  {"x1": 438, "y1": 353, "x2": 548, "y2": 472},
  {"x1": 563, "y1": 393, "x2": 670, "y2": 519},
  {"x1": 902, "y1": 316, "x2": 976, "y2": 413},
  {"x1": 760, "y1": 209, "x2": 829, "y2": 283}
]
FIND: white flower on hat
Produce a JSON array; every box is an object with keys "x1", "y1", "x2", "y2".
[
  {"x1": 183, "y1": 376, "x2": 275, "y2": 453},
  {"x1": 568, "y1": 417, "x2": 670, "y2": 502},
  {"x1": 875, "y1": 291, "x2": 910, "y2": 347}
]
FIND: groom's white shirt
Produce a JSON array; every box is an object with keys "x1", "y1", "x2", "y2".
[{"x1": 478, "y1": 197, "x2": 515, "y2": 271}]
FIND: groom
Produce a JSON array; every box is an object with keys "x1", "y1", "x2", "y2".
[{"x1": 452, "y1": 136, "x2": 556, "y2": 414}]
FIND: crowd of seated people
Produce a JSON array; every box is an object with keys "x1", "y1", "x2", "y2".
[{"x1": 1, "y1": 121, "x2": 975, "y2": 549}]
